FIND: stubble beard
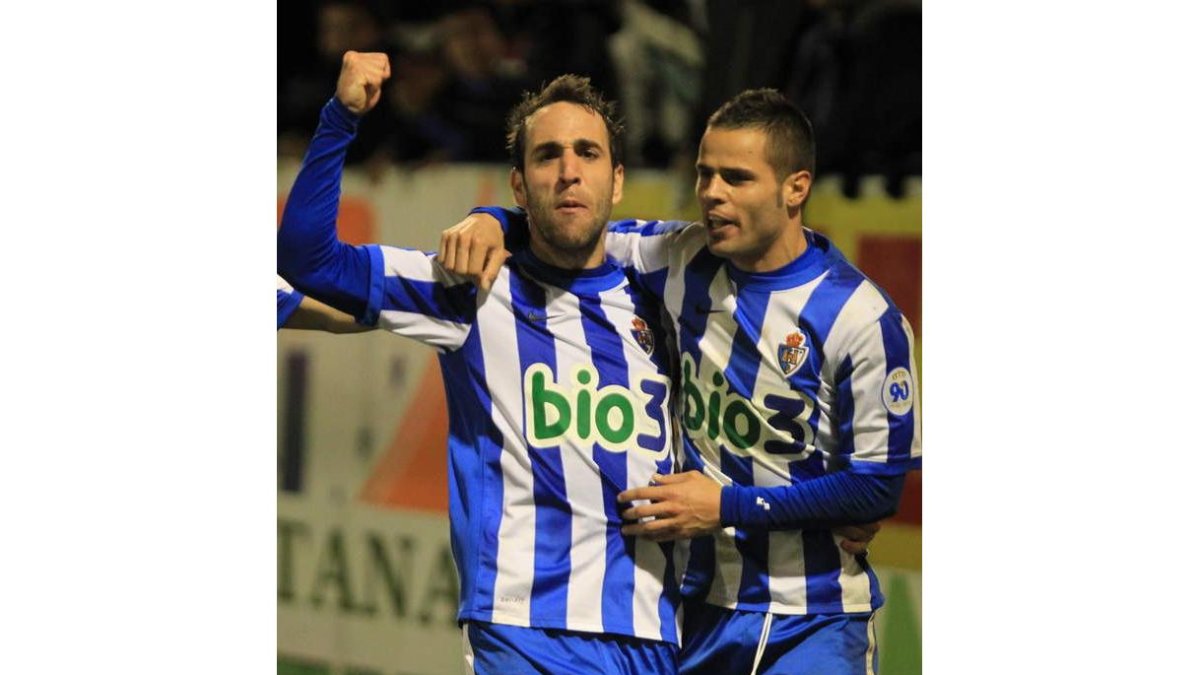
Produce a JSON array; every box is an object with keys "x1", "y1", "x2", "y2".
[{"x1": 527, "y1": 187, "x2": 614, "y2": 268}]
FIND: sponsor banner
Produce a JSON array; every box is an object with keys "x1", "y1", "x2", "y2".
[
  {"x1": 278, "y1": 496, "x2": 921, "y2": 675},
  {"x1": 278, "y1": 495, "x2": 462, "y2": 674}
]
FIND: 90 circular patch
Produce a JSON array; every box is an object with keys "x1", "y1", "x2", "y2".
[{"x1": 881, "y1": 367, "x2": 915, "y2": 416}]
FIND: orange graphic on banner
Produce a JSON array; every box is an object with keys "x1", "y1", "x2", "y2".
[
  {"x1": 276, "y1": 195, "x2": 377, "y2": 244},
  {"x1": 358, "y1": 356, "x2": 450, "y2": 512}
]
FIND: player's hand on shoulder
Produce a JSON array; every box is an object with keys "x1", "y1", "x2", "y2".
[
  {"x1": 336, "y1": 51, "x2": 391, "y2": 116},
  {"x1": 437, "y1": 213, "x2": 510, "y2": 293}
]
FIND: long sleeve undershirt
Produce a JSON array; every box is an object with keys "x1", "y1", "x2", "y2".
[
  {"x1": 719, "y1": 471, "x2": 904, "y2": 531},
  {"x1": 277, "y1": 98, "x2": 376, "y2": 323}
]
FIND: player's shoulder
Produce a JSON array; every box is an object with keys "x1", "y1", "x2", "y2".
[
  {"x1": 809, "y1": 235, "x2": 907, "y2": 328},
  {"x1": 607, "y1": 218, "x2": 699, "y2": 236}
]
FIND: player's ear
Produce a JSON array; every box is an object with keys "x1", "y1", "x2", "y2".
[
  {"x1": 612, "y1": 163, "x2": 624, "y2": 206},
  {"x1": 510, "y1": 167, "x2": 527, "y2": 208},
  {"x1": 784, "y1": 169, "x2": 812, "y2": 209}
]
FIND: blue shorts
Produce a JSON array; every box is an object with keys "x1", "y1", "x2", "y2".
[
  {"x1": 680, "y1": 598, "x2": 878, "y2": 675},
  {"x1": 463, "y1": 622, "x2": 679, "y2": 674}
]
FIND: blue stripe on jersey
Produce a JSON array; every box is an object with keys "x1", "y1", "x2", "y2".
[
  {"x1": 677, "y1": 250, "x2": 725, "y2": 366},
  {"x1": 720, "y1": 448, "x2": 770, "y2": 607},
  {"x1": 798, "y1": 273, "x2": 861, "y2": 472},
  {"x1": 723, "y1": 289, "x2": 772, "y2": 607},
  {"x1": 801, "y1": 529, "x2": 844, "y2": 609},
  {"x1": 879, "y1": 313, "x2": 915, "y2": 464},
  {"x1": 834, "y1": 353, "x2": 857, "y2": 463},
  {"x1": 439, "y1": 336, "x2": 504, "y2": 621},
  {"x1": 577, "y1": 292, "x2": 636, "y2": 636},
  {"x1": 865, "y1": 554, "x2": 884, "y2": 608},
  {"x1": 797, "y1": 271, "x2": 860, "y2": 358},
  {"x1": 637, "y1": 268, "x2": 670, "y2": 306},
  {"x1": 675, "y1": 250, "x2": 724, "y2": 601},
  {"x1": 508, "y1": 272, "x2": 572, "y2": 625},
  {"x1": 379, "y1": 264, "x2": 476, "y2": 325}
]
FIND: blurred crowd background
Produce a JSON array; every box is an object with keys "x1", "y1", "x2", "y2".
[{"x1": 278, "y1": 0, "x2": 920, "y2": 197}]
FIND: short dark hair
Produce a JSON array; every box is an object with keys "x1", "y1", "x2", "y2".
[
  {"x1": 706, "y1": 89, "x2": 816, "y2": 181},
  {"x1": 505, "y1": 74, "x2": 624, "y2": 172}
]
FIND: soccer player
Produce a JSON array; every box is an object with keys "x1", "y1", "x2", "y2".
[
  {"x1": 276, "y1": 274, "x2": 369, "y2": 332},
  {"x1": 443, "y1": 89, "x2": 920, "y2": 674},
  {"x1": 278, "y1": 52, "x2": 682, "y2": 673}
]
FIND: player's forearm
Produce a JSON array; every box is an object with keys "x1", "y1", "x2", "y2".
[
  {"x1": 278, "y1": 98, "x2": 373, "y2": 319},
  {"x1": 719, "y1": 471, "x2": 904, "y2": 531}
]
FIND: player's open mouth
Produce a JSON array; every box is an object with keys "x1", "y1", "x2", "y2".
[{"x1": 706, "y1": 215, "x2": 736, "y2": 229}]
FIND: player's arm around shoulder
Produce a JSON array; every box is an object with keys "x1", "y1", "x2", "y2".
[{"x1": 604, "y1": 218, "x2": 701, "y2": 276}]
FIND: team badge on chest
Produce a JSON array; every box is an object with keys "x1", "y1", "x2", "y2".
[
  {"x1": 631, "y1": 317, "x2": 655, "y2": 355},
  {"x1": 777, "y1": 331, "x2": 809, "y2": 375}
]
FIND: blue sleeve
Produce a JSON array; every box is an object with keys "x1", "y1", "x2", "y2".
[
  {"x1": 719, "y1": 471, "x2": 905, "y2": 530},
  {"x1": 277, "y1": 288, "x2": 304, "y2": 330},
  {"x1": 469, "y1": 205, "x2": 529, "y2": 250},
  {"x1": 278, "y1": 98, "x2": 379, "y2": 325}
]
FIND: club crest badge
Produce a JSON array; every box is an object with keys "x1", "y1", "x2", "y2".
[
  {"x1": 777, "y1": 331, "x2": 809, "y2": 375},
  {"x1": 631, "y1": 317, "x2": 655, "y2": 355}
]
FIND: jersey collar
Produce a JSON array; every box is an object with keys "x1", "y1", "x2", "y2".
[{"x1": 725, "y1": 228, "x2": 832, "y2": 291}]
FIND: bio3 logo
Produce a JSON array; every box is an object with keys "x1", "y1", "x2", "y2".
[
  {"x1": 680, "y1": 353, "x2": 815, "y2": 459},
  {"x1": 523, "y1": 364, "x2": 671, "y2": 460}
]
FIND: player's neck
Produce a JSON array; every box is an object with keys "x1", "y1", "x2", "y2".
[
  {"x1": 529, "y1": 237, "x2": 606, "y2": 270},
  {"x1": 731, "y1": 220, "x2": 808, "y2": 274}
]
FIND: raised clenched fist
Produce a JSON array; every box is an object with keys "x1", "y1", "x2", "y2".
[{"x1": 335, "y1": 51, "x2": 391, "y2": 116}]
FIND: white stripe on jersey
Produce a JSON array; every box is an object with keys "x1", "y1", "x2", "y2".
[
  {"x1": 865, "y1": 611, "x2": 878, "y2": 675},
  {"x1": 376, "y1": 247, "x2": 472, "y2": 350},
  {"x1": 825, "y1": 282, "x2": 892, "y2": 466},
  {"x1": 607, "y1": 224, "x2": 675, "y2": 274},
  {"x1": 479, "y1": 271, "x2": 535, "y2": 627},
  {"x1": 756, "y1": 466, "x2": 806, "y2": 612},
  {"x1": 835, "y1": 545, "x2": 872, "y2": 612},
  {"x1": 377, "y1": 309, "x2": 471, "y2": 350},
  {"x1": 548, "y1": 290, "x2": 608, "y2": 633},
  {"x1": 709, "y1": 529, "x2": 744, "y2": 609},
  {"x1": 461, "y1": 624, "x2": 475, "y2": 675},
  {"x1": 599, "y1": 281, "x2": 670, "y2": 641},
  {"x1": 380, "y1": 246, "x2": 468, "y2": 284}
]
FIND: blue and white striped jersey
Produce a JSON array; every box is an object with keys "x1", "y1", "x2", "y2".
[
  {"x1": 362, "y1": 246, "x2": 682, "y2": 642},
  {"x1": 604, "y1": 220, "x2": 922, "y2": 615},
  {"x1": 279, "y1": 99, "x2": 684, "y2": 644}
]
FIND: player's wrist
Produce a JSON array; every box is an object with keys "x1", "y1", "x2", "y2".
[{"x1": 323, "y1": 97, "x2": 362, "y2": 132}]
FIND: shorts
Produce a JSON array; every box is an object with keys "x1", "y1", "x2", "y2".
[
  {"x1": 462, "y1": 622, "x2": 679, "y2": 674},
  {"x1": 679, "y1": 598, "x2": 878, "y2": 675}
]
